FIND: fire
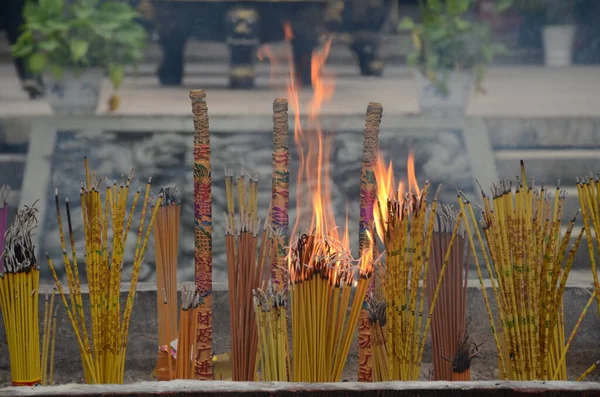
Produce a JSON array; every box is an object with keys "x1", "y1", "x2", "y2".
[
  {"x1": 285, "y1": 24, "x2": 371, "y2": 282},
  {"x1": 257, "y1": 44, "x2": 277, "y2": 84},
  {"x1": 283, "y1": 21, "x2": 294, "y2": 41},
  {"x1": 373, "y1": 152, "x2": 421, "y2": 244}
]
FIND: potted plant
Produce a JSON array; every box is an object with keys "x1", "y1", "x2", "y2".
[
  {"x1": 399, "y1": 0, "x2": 512, "y2": 116},
  {"x1": 12, "y1": 0, "x2": 147, "y2": 115},
  {"x1": 542, "y1": 0, "x2": 576, "y2": 66}
]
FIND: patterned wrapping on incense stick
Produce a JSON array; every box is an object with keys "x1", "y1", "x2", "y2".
[
  {"x1": 271, "y1": 98, "x2": 290, "y2": 292},
  {"x1": 190, "y1": 89, "x2": 213, "y2": 380},
  {"x1": 357, "y1": 102, "x2": 382, "y2": 383}
]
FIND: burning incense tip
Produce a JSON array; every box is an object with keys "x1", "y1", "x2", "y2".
[
  {"x1": 367, "y1": 102, "x2": 383, "y2": 115},
  {"x1": 273, "y1": 98, "x2": 288, "y2": 112},
  {"x1": 189, "y1": 89, "x2": 206, "y2": 102}
]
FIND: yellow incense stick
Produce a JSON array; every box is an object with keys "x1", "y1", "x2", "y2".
[
  {"x1": 459, "y1": 161, "x2": 589, "y2": 380},
  {"x1": 0, "y1": 204, "x2": 41, "y2": 386},
  {"x1": 46, "y1": 159, "x2": 161, "y2": 384}
]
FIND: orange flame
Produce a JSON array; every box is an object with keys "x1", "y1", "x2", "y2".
[
  {"x1": 283, "y1": 21, "x2": 294, "y2": 41},
  {"x1": 407, "y1": 152, "x2": 420, "y2": 197},
  {"x1": 257, "y1": 44, "x2": 277, "y2": 84},
  {"x1": 373, "y1": 152, "x2": 421, "y2": 243},
  {"x1": 285, "y1": 26, "x2": 369, "y2": 281}
]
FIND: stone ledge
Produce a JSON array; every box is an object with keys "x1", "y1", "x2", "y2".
[{"x1": 2, "y1": 380, "x2": 600, "y2": 397}]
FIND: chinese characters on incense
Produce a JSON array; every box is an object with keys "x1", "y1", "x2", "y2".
[
  {"x1": 190, "y1": 89, "x2": 213, "y2": 380},
  {"x1": 357, "y1": 102, "x2": 382, "y2": 382}
]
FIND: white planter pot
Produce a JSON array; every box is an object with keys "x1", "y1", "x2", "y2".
[
  {"x1": 416, "y1": 71, "x2": 473, "y2": 116},
  {"x1": 543, "y1": 25, "x2": 575, "y2": 67},
  {"x1": 45, "y1": 68, "x2": 104, "y2": 115}
]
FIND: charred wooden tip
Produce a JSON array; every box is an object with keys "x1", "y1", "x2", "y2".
[
  {"x1": 366, "y1": 102, "x2": 383, "y2": 116},
  {"x1": 273, "y1": 98, "x2": 288, "y2": 112},
  {"x1": 189, "y1": 89, "x2": 206, "y2": 103}
]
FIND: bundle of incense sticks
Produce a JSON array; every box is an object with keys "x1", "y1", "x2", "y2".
[
  {"x1": 365, "y1": 296, "x2": 388, "y2": 382},
  {"x1": 458, "y1": 161, "x2": 594, "y2": 381},
  {"x1": 0, "y1": 185, "x2": 10, "y2": 273},
  {"x1": 153, "y1": 186, "x2": 181, "y2": 380},
  {"x1": 253, "y1": 287, "x2": 290, "y2": 381},
  {"x1": 0, "y1": 204, "x2": 42, "y2": 386},
  {"x1": 46, "y1": 158, "x2": 161, "y2": 384},
  {"x1": 173, "y1": 285, "x2": 201, "y2": 379},
  {"x1": 224, "y1": 169, "x2": 276, "y2": 381},
  {"x1": 40, "y1": 288, "x2": 59, "y2": 386},
  {"x1": 288, "y1": 231, "x2": 375, "y2": 382},
  {"x1": 427, "y1": 205, "x2": 473, "y2": 381},
  {"x1": 575, "y1": 175, "x2": 600, "y2": 380},
  {"x1": 374, "y1": 178, "x2": 464, "y2": 380}
]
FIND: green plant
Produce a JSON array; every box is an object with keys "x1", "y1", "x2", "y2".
[
  {"x1": 398, "y1": 0, "x2": 512, "y2": 96},
  {"x1": 12, "y1": 0, "x2": 147, "y2": 90}
]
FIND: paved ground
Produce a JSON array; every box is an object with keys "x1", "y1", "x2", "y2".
[{"x1": 1, "y1": 57, "x2": 600, "y2": 117}]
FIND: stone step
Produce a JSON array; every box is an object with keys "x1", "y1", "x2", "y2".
[
  {"x1": 495, "y1": 149, "x2": 600, "y2": 185},
  {"x1": 486, "y1": 117, "x2": 600, "y2": 149}
]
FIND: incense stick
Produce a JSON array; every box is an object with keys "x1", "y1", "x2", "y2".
[
  {"x1": 0, "y1": 203, "x2": 41, "y2": 386},
  {"x1": 427, "y1": 205, "x2": 472, "y2": 381},
  {"x1": 46, "y1": 159, "x2": 161, "y2": 384},
  {"x1": 253, "y1": 287, "x2": 289, "y2": 381},
  {"x1": 358, "y1": 102, "x2": 382, "y2": 382},
  {"x1": 40, "y1": 287, "x2": 58, "y2": 385},
  {"x1": 575, "y1": 174, "x2": 600, "y2": 380},
  {"x1": 365, "y1": 296, "x2": 388, "y2": 382},
  {"x1": 289, "y1": 230, "x2": 375, "y2": 382},
  {"x1": 271, "y1": 98, "x2": 290, "y2": 293},
  {"x1": 225, "y1": 170, "x2": 276, "y2": 380},
  {"x1": 374, "y1": 179, "x2": 463, "y2": 380},
  {"x1": 174, "y1": 284, "x2": 201, "y2": 379},
  {"x1": 153, "y1": 186, "x2": 181, "y2": 380},
  {"x1": 190, "y1": 89, "x2": 213, "y2": 380},
  {"x1": 459, "y1": 160, "x2": 589, "y2": 380}
]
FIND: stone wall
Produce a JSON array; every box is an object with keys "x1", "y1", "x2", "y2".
[{"x1": 40, "y1": 126, "x2": 473, "y2": 284}]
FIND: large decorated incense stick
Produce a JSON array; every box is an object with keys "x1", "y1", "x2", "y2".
[
  {"x1": 458, "y1": 161, "x2": 591, "y2": 381},
  {"x1": 224, "y1": 170, "x2": 276, "y2": 380},
  {"x1": 190, "y1": 89, "x2": 213, "y2": 380},
  {"x1": 0, "y1": 204, "x2": 41, "y2": 386},
  {"x1": 357, "y1": 102, "x2": 382, "y2": 382},
  {"x1": 153, "y1": 186, "x2": 181, "y2": 380},
  {"x1": 270, "y1": 98, "x2": 290, "y2": 292},
  {"x1": 427, "y1": 205, "x2": 475, "y2": 381},
  {"x1": 0, "y1": 185, "x2": 10, "y2": 274},
  {"x1": 46, "y1": 160, "x2": 161, "y2": 384}
]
